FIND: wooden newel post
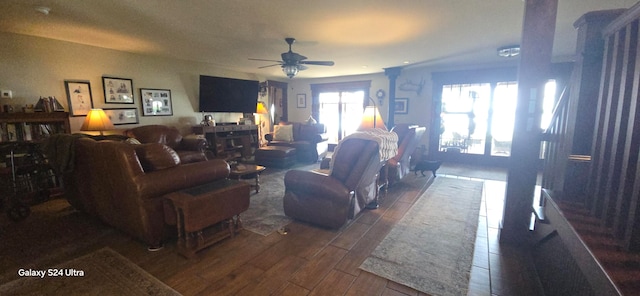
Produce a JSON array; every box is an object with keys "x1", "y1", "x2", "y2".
[{"x1": 500, "y1": 0, "x2": 558, "y2": 244}]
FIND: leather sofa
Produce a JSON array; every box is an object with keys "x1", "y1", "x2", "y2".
[
  {"x1": 124, "y1": 124, "x2": 210, "y2": 163},
  {"x1": 283, "y1": 137, "x2": 386, "y2": 229},
  {"x1": 62, "y1": 136, "x2": 249, "y2": 248},
  {"x1": 265, "y1": 122, "x2": 329, "y2": 163},
  {"x1": 384, "y1": 124, "x2": 426, "y2": 186}
]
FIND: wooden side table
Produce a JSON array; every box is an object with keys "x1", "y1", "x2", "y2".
[
  {"x1": 164, "y1": 179, "x2": 250, "y2": 258},
  {"x1": 229, "y1": 164, "x2": 266, "y2": 193}
]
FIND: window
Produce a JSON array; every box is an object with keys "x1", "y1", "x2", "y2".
[
  {"x1": 310, "y1": 80, "x2": 371, "y2": 143},
  {"x1": 318, "y1": 91, "x2": 365, "y2": 142}
]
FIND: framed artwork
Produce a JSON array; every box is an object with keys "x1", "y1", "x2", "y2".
[
  {"x1": 394, "y1": 98, "x2": 409, "y2": 114},
  {"x1": 102, "y1": 76, "x2": 134, "y2": 104},
  {"x1": 64, "y1": 80, "x2": 94, "y2": 116},
  {"x1": 140, "y1": 88, "x2": 173, "y2": 116},
  {"x1": 296, "y1": 94, "x2": 306, "y2": 108},
  {"x1": 104, "y1": 108, "x2": 139, "y2": 125}
]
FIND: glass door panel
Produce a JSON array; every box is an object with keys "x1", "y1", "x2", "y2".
[
  {"x1": 491, "y1": 82, "x2": 518, "y2": 156},
  {"x1": 439, "y1": 83, "x2": 490, "y2": 155}
]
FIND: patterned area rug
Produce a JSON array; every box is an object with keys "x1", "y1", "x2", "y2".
[
  {"x1": 0, "y1": 247, "x2": 179, "y2": 295},
  {"x1": 241, "y1": 162, "x2": 317, "y2": 235},
  {"x1": 360, "y1": 177, "x2": 483, "y2": 296}
]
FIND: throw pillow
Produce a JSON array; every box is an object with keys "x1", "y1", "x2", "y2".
[
  {"x1": 306, "y1": 115, "x2": 317, "y2": 124},
  {"x1": 273, "y1": 124, "x2": 294, "y2": 142},
  {"x1": 135, "y1": 143, "x2": 181, "y2": 172}
]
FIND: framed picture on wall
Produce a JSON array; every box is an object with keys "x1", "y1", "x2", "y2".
[
  {"x1": 140, "y1": 88, "x2": 173, "y2": 116},
  {"x1": 297, "y1": 94, "x2": 306, "y2": 108},
  {"x1": 104, "y1": 108, "x2": 139, "y2": 125},
  {"x1": 395, "y1": 98, "x2": 409, "y2": 114},
  {"x1": 64, "y1": 80, "x2": 94, "y2": 116},
  {"x1": 102, "y1": 76, "x2": 134, "y2": 104}
]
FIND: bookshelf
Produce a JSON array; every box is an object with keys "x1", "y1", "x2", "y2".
[
  {"x1": 0, "y1": 112, "x2": 70, "y2": 221},
  {"x1": 0, "y1": 112, "x2": 70, "y2": 142}
]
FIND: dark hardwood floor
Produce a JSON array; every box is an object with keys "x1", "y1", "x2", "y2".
[{"x1": 1, "y1": 164, "x2": 543, "y2": 295}]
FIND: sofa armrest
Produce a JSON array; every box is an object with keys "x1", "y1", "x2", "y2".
[
  {"x1": 178, "y1": 137, "x2": 208, "y2": 152},
  {"x1": 316, "y1": 133, "x2": 329, "y2": 143},
  {"x1": 136, "y1": 159, "x2": 229, "y2": 198},
  {"x1": 284, "y1": 170, "x2": 352, "y2": 206}
]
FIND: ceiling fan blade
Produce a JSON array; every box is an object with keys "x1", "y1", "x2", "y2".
[
  {"x1": 299, "y1": 60, "x2": 335, "y2": 66},
  {"x1": 258, "y1": 64, "x2": 281, "y2": 69},
  {"x1": 249, "y1": 58, "x2": 282, "y2": 63},
  {"x1": 297, "y1": 65, "x2": 308, "y2": 71},
  {"x1": 281, "y1": 52, "x2": 307, "y2": 63}
]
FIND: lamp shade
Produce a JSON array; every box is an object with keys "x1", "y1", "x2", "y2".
[
  {"x1": 358, "y1": 106, "x2": 387, "y2": 131},
  {"x1": 256, "y1": 101, "x2": 268, "y2": 114},
  {"x1": 81, "y1": 109, "x2": 114, "y2": 134}
]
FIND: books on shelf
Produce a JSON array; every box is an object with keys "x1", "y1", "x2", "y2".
[{"x1": 0, "y1": 122, "x2": 65, "y2": 142}]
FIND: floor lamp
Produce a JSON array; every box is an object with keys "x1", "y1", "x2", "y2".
[
  {"x1": 255, "y1": 101, "x2": 269, "y2": 147},
  {"x1": 358, "y1": 97, "x2": 387, "y2": 131},
  {"x1": 357, "y1": 98, "x2": 388, "y2": 209}
]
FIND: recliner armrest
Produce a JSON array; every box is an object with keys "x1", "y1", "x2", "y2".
[{"x1": 284, "y1": 170, "x2": 351, "y2": 206}]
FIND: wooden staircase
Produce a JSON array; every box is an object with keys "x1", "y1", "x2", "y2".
[{"x1": 534, "y1": 3, "x2": 640, "y2": 295}]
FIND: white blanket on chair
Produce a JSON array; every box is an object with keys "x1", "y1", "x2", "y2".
[{"x1": 329, "y1": 129, "x2": 398, "y2": 175}]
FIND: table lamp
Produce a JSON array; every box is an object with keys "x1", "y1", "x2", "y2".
[{"x1": 81, "y1": 108, "x2": 114, "y2": 136}]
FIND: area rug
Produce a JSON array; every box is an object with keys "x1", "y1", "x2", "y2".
[
  {"x1": 0, "y1": 247, "x2": 180, "y2": 295},
  {"x1": 241, "y1": 163, "x2": 316, "y2": 236},
  {"x1": 360, "y1": 177, "x2": 483, "y2": 296}
]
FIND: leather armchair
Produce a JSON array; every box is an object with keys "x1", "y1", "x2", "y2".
[
  {"x1": 62, "y1": 136, "x2": 236, "y2": 248},
  {"x1": 124, "y1": 125, "x2": 209, "y2": 163},
  {"x1": 385, "y1": 124, "x2": 426, "y2": 186},
  {"x1": 283, "y1": 138, "x2": 384, "y2": 229}
]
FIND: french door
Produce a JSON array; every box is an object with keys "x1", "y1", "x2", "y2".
[
  {"x1": 432, "y1": 68, "x2": 559, "y2": 166},
  {"x1": 439, "y1": 82, "x2": 518, "y2": 157}
]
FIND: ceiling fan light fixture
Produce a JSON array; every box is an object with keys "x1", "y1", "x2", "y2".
[
  {"x1": 497, "y1": 45, "x2": 520, "y2": 58},
  {"x1": 282, "y1": 64, "x2": 299, "y2": 78}
]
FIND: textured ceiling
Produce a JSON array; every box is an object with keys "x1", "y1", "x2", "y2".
[{"x1": 1, "y1": 0, "x2": 638, "y2": 79}]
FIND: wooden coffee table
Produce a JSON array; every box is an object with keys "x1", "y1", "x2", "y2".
[{"x1": 229, "y1": 164, "x2": 266, "y2": 193}]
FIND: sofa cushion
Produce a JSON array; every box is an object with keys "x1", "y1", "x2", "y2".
[
  {"x1": 297, "y1": 124, "x2": 318, "y2": 141},
  {"x1": 135, "y1": 143, "x2": 181, "y2": 171},
  {"x1": 273, "y1": 124, "x2": 294, "y2": 142}
]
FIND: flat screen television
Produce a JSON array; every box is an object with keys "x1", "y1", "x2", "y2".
[{"x1": 199, "y1": 75, "x2": 259, "y2": 113}]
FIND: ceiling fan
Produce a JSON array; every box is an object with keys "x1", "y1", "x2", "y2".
[{"x1": 249, "y1": 37, "x2": 334, "y2": 78}]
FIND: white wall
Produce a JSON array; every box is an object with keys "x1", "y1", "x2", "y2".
[
  {"x1": 0, "y1": 32, "x2": 264, "y2": 135},
  {"x1": 0, "y1": 31, "x2": 515, "y2": 148},
  {"x1": 284, "y1": 68, "x2": 438, "y2": 148}
]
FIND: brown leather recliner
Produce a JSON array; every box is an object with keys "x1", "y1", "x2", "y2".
[
  {"x1": 124, "y1": 125, "x2": 209, "y2": 163},
  {"x1": 62, "y1": 136, "x2": 246, "y2": 248},
  {"x1": 283, "y1": 138, "x2": 385, "y2": 229},
  {"x1": 385, "y1": 124, "x2": 426, "y2": 186}
]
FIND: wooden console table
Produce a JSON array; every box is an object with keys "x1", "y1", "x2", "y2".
[{"x1": 192, "y1": 124, "x2": 258, "y2": 159}]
